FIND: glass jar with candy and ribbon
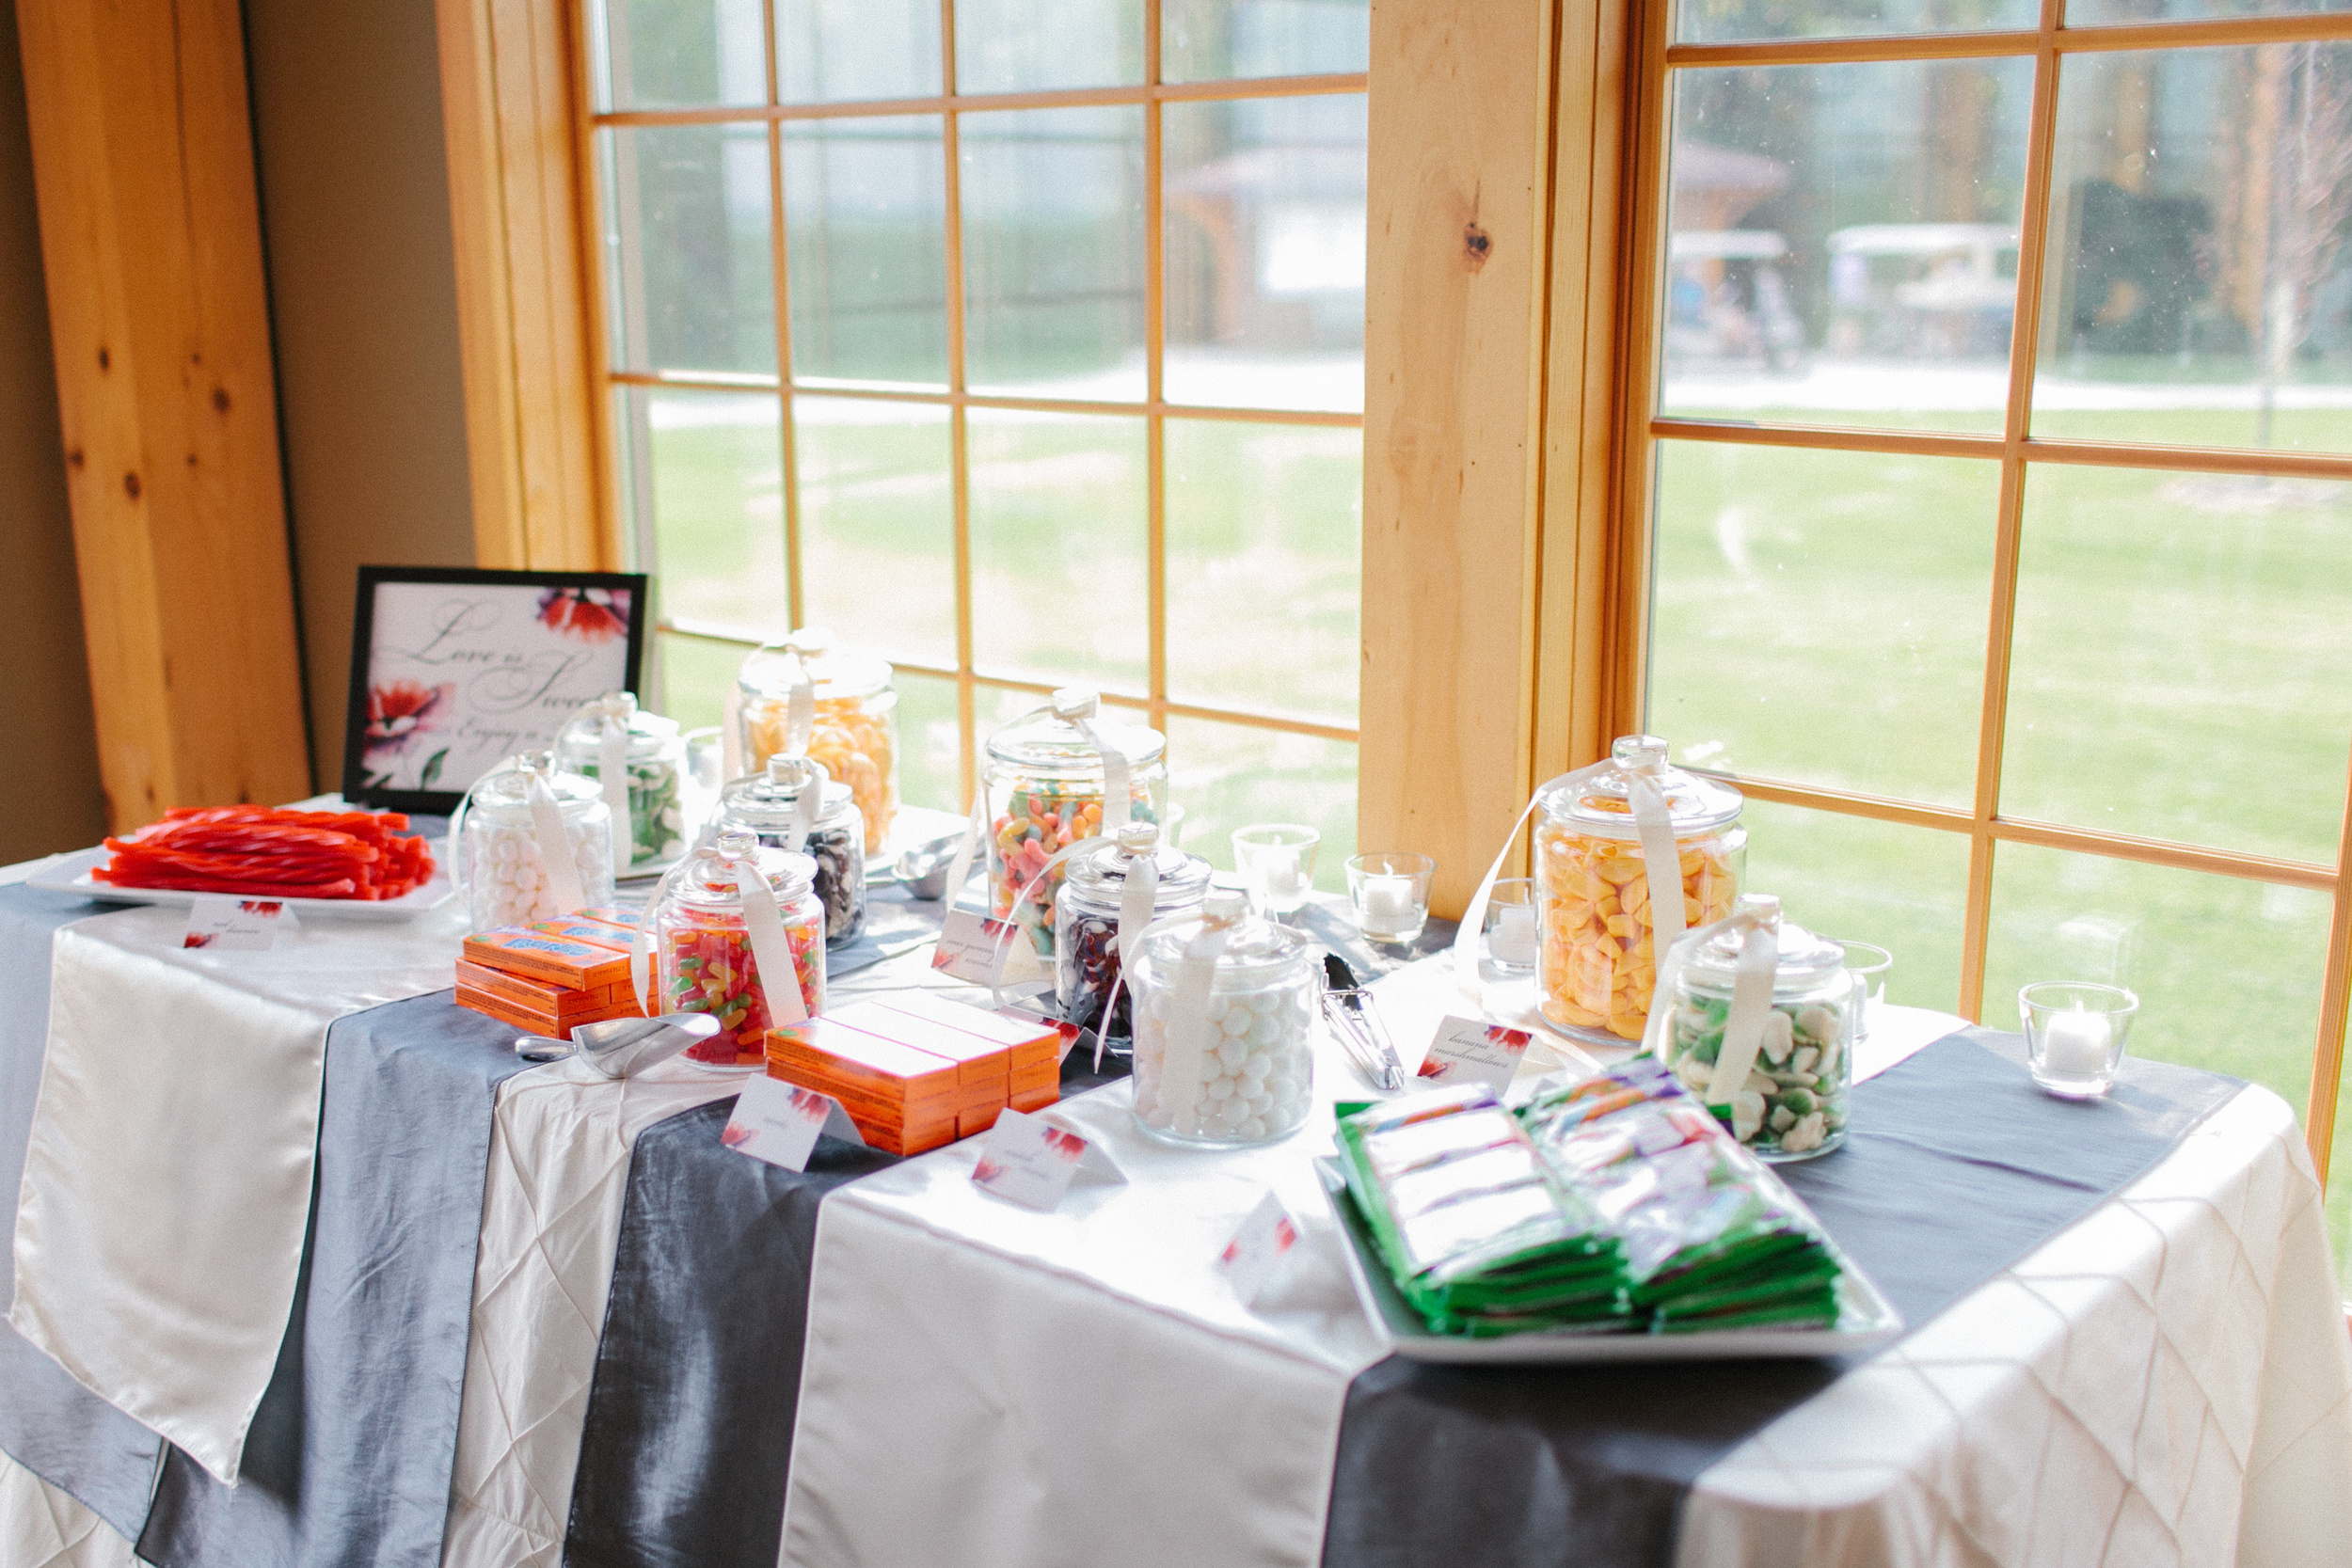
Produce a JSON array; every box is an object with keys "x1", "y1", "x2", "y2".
[
  {"x1": 712, "y1": 754, "x2": 866, "y2": 948},
  {"x1": 645, "y1": 828, "x2": 826, "y2": 1069},
  {"x1": 447, "y1": 750, "x2": 617, "y2": 932},
  {"x1": 1055, "y1": 821, "x2": 1212, "y2": 1051},
  {"x1": 1127, "y1": 891, "x2": 1314, "y2": 1148},
  {"x1": 554, "y1": 691, "x2": 689, "y2": 876},
  {"x1": 732, "y1": 630, "x2": 898, "y2": 855},
  {"x1": 978, "y1": 689, "x2": 1168, "y2": 958},
  {"x1": 1640, "y1": 894, "x2": 1853, "y2": 1161}
]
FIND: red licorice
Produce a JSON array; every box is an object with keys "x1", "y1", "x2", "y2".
[{"x1": 93, "y1": 806, "x2": 436, "y2": 900}]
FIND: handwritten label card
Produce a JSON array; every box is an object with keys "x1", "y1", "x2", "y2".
[
  {"x1": 931, "y1": 909, "x2": 1018, "y2": 985},
  {"x1": 183, "y1": 896, "x2": 298, "y2": 952},
  {"x1": 1216, "y1": 1190, "x2": 1301, "y2": 1306},
  {"x1": 721, "y1": 1076, "x2": 865, "y2": 1172},
  {"x1": 1417, "y1": 1015, "x2": 1534, "y2": 1092},
  {"x1": 970, "y1": 1109, "x2": 1126, "y2": 1211}
]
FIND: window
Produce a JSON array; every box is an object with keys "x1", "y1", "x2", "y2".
[
  {"x1": 1623, "y1": 0, "x2": 2352, "y2": 1283},
  {"x1": 584, "y1": 0, "x2": 1369, "y2": 879}
]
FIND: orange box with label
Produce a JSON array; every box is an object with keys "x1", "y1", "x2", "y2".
[
  {"x1": 864, "y1": 993, "x2": 1062, "y2": 1117},
  {"x1": 764, "y1": 1017, "x2": 961, "y2": 1156},
  {"x1": 462, "y1": 928, "x2": 631, "y2": 991}
]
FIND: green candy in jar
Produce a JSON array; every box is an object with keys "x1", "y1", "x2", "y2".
[
  {"x1": 557, "y1": 692, "x2": 690, "y2": 873},
  {"x1": 983, "y1": 689, "x2": 1168, "y2": 958},
  {"x1": 1642, "y1": 894, "x2": 1855, "y2": 1161}
]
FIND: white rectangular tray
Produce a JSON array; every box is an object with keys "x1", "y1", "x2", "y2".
[
  {"x1": 24, "y1": 846, "x2": 457, "y2": 924},
  {"x1": 1316, "y1": 1159, "x2": 1904, "y2": 1364}
]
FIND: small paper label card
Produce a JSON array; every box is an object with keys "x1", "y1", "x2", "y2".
[
  {"x1": 931, "y1": 909, "x2": 1023, "y2": 985},
  {"x1": 971, "y1": 1109, "x2": 1125, "y2": 1211},
  {"x1": 1417, "y1": 1015, "x2": 1534, "y2": 1092},
  {"x1": 720, "y1": 1075, "x2": 865, "y2": 1172},
  {"x1": 1216, "y1": 1189, "x2": 1301, "y2": 1305},
  {"x1": 183, "y1": 896, "x2": 299, "y2": 952}
]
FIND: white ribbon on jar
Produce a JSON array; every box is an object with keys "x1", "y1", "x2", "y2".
[
  {"x1": 1156, "y1": 905, "x2": 1239, "y2": 1138},
  {"x1": 779, "y1": 756, "x2": 827, "y2": 855},
  {"x1": 524, "y1": 768, "x2": 588, "y2": 918},
  {"x1": 1636, "y1": 897, "x2": 1781, "y2": 1108},
  {"x1": 980, "y1": 833, "x2": 1112, "y2": 1008},
  {"x1": 1451, "y1": 758, "x2": 1692, "y2": 1024},
  {"x1": 932, "y1": 686, "x2": 1134, "y2": 925},
  {"x1": 733, "y1": 859, "x2": 810, "y2": 1028},
  {"x1": 722, "y1": 685, "x2": 744, "y2": 782},
  {"x1": 595, "y1": 696, "x2": 632, "y2": 875},
  {"x1": 1085, "y1": 841, "x2": 1162, "y2": 1071}
]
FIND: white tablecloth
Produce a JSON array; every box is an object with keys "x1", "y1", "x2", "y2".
[
  {"x1": 8, "y1": 901, "x2": 462, "y2": 1483},
  {"x1": 780, "y1": 962, "x2": 2352, "y2": 1568}
]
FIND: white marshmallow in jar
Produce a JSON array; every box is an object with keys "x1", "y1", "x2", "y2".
[
  {"x1": 447, "y1": 750, "x2": 617, "y2": 932},
  {"x1": 1128, "y1": 891, "x2": 1315, "y2": 1148}
]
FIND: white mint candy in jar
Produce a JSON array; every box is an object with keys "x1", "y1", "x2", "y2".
[
  {"x1": 447, "y1": 750, "x2": 618, "y2": 932},
  {"x1": 1128, "y1": 890, "x2": 1314, "y2": 1148}
]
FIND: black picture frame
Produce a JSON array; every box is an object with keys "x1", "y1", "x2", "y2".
[{"x1": 342, "y1": 565, "x2": 650, "y2": 816}]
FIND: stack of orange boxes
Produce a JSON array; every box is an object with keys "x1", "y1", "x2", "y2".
[
  {"x1": 764, "y1": 996, "x2": 1063, "y2": 1156},
  {"x1": 455, "y1": 910, "x2": 650, "y2": 1039}
]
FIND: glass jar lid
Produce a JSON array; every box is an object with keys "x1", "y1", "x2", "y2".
[
  {"x1": 664, "y1": 827, "x2": 817, "y2": 909},
  {"x1": 986, "y1": 689, "x2": 1166, "y2": 775},
  {"x1": 1064, "y1": 823, "x2": 1213, "y2": 910},
  {"x1": 713, "y1": 754, "x2": 856, "y2": 833},
  {"x1": 557, "y1": 691, "x2": 681, "y2": 761},
  {"x1": 462, "y1": 750, "x2": 605, "y2": 820},
  {"x1": 1534, "y1": 734, "x2": 1742, "y2": 841},
  {"x1": 1136, "y1": 889, "x2": 1308, "y2": 984},
  {"x1": 1678, "y1": 895, "x2": 1846, "y2": 998},
  {"x1": 737, "y1": 627, "x2": 892, "y2": 703}
]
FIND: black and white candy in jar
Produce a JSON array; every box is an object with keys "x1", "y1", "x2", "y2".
[
  {"x1": 1054, "y1": 822, "x2": 1212, "y2": 1047},
  {"x1": 711, "y1": 754, "x2": 867, "y2": 948}
]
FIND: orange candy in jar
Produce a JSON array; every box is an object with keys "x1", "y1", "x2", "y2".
[
  {"x1": 1534, "y1": 735, "x2": 1743, "y2": 1046},
  {"x1": 737, "y1": 631, "x2": 898, "y2": 856}
]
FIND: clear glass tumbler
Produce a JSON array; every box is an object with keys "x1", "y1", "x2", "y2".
[
  {"x1": 1348, "y1": 851, "x2": 1435, "y2": 943},
  {"x1": 2019, "y1": 981, "x2": 2137, "y2": 1100},
  {"x1": 1232, "y1": 824, "x2": 1320, "y2": 920}
]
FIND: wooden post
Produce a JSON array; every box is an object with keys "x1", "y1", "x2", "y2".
[
  {"x1": 1360, "y1": 0, "x2": 1561, "y2": 916},
  {"x1": 15, "y1": 0, "x2": 312, "y2": 829},
  {"x1": 437, "y1": 0, "x2": 613, "y2": 573}
]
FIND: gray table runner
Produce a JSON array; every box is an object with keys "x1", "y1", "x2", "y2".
[
  {"x1": 0, "y1": 884, "x2": 165, "y2": 1543},
  {"x1": 1314, "y1": 1028, "x2": 2247, "y2": 1568}
]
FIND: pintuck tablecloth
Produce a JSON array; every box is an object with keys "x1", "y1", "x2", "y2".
[{"x1": 10, "y1": 900, "x2": 464, "y2": 1484}]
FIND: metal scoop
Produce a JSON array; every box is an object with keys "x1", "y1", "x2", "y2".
[
  {"x1": 866, "y1": 828, "x2": 968, "y2": 900},
  {"x1": 513, "y1": 1011, "x2": 721, "y2": 1077}
]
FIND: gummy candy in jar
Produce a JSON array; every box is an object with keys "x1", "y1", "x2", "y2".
[
  {"x1": 1128, "y1": 890, "x2": 1314, "y2": 1148},
  {"x1": 711, "y1": 754, "x2": 867, "y2": 949},
  {"x1": 646, "y1": 828, "x2": 826, "y2": 1069},
  {"x1": 1641, "y1": 894, "x2": 1852, "y2": 1161},
  {"x1": 736, "y1": 630, "x2": 898, "y2": 856},
  {"x1": 984, "y1": 689, "x2": 1168, "y2": 959},
  {"x1": 1055, "y1": 821, "x2": 1212, "y2": 1047},
  {"x1": 554, "y1": 690, "x2": 688, "y2": 874},
  {"x1": 1534, "y1": 735, "x2": 1743, "y2": 1048},
  {"x1": 447, "y1": 750, "x2": 617, "y2": 933}
]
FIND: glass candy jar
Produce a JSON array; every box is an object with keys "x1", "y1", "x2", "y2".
[
  {"x1": 1129, "y1": 892, "x2": 1314, "y2": 1148},
  {"x1": 712, "y1": 754, "x2": 867, "y2": 948},
  {"x1": 737, "y1": 631, "x2": 898, "y2": 854},
  {"x1": 555, "y1": 691, "x2": 688, "y2": 873},
  {"x1": 1646, "y1": 895, "x2": 1853, "y2": 1162},
  {"x1": 1535, "y1": 735, "x2": 1744, "y2": 1046},
  {"x1": 986, "y1": 690, "x2": 1168, "y2": 958},
  {"x1": 1055, "y1": 823, "x2": 1213, "y2": 1044},
  {"x1": 448, "y1": 751, "x2": 617, "y2": 932},
  {"x1": 647, "y1": 829, "x2": 827, "y2": 1068}
]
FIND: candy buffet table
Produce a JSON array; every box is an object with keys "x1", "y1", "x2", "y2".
[{"x1": 0, "y1": 858, "x2": 2348, "y2": 1568}]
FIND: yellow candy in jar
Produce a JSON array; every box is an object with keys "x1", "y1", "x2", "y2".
[
  {"x1": 1528, "y1": 736, "x2": 1744, "y2": 1045},
  {"x1": 737, "y1": 636, "x2": 899, "y2": 855}
]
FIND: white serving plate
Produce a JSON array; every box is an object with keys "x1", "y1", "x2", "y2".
[
  {"x1": 24, "y1": 846, "x2": 458, "y2": 924},
  {"x1": 1315, "y1": 1159, "x2": 1904, "y2": 1364}
]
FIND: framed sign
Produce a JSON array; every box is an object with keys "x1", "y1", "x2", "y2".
[{"x1": 342, "y1": 566, "x2": 649, "y2": 814}]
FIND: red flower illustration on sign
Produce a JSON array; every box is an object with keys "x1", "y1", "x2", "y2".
[
  {"x1": 721, "y1": 1122, "x2": 755, "y2": 1148},
  {"x1": 537, "y1": 586, "x2": 632, "y2": 643},
  {"x1": 364, "y1": 680, "x2": 454, "y2": 758},
  {"x1": 1043, "y1": 1127, "x2": 1087, "y2": 1162}
]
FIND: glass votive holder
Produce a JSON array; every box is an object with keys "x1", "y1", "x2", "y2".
[
  {"x1": 1835, "y1": 940, "x2": 1894, "y2": 1042},
  {"x1": 1482, "y1": 878, "x2": 1538, "y2": 972},
  {"x1": 1232, "y1": 824, "x2": 1320, "y2": 919},
  {"x1": 2019, "y1": 981, "x2": 2137, "y2": 1100},
  {"x1": 1349, "y1": 852, "x2": 1435, "y2": 944}
]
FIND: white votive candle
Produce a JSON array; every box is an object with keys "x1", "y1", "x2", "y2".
[
  {"x1": 1361, "y1": 877, "x2": 1415, "y2": 931},
  {"x1": 2041, "y1": 1009, "x2": 2112, "y2": 1078},
  {"x1": 1491, "y1": 904, "x2": 1537, "y2": 965}
]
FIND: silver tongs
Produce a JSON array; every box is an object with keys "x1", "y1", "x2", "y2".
[
  {"x1": 514, "y1": 1011, "x2": 722, "y2": 1077},
  {"x1": 1320, "y1": 954, "x2": 1406, "y2": 1091}
]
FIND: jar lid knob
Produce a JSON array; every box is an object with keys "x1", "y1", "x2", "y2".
[
  {"x1": 716, "y1": 827, "x2": 758, "y2": 860},
  {"x1": 1736, "y1": 892, "x2": 1781, "y2": 922},
  {"x1": 515, "y1": 748, "x2": 553, "y2": 776},
  {"x1": 785, "y1": 626, "x2": 832, "y2": 656},
  {"x1": 1612, "y1": 734, "x2": 1670, "y2": 773},
  {"x1": 1051, "y1": 687, "x2": 1101, "y2": 721},
  {"x1": 1202, "y1": 889, "x2": 1248, "y2": 924},
  {"x1": 1115, "y1": 821, "x2": 1159, "y2": 856},
  {"x1": 596, "y1": 690, "x2": 636, "y2": 722}
]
